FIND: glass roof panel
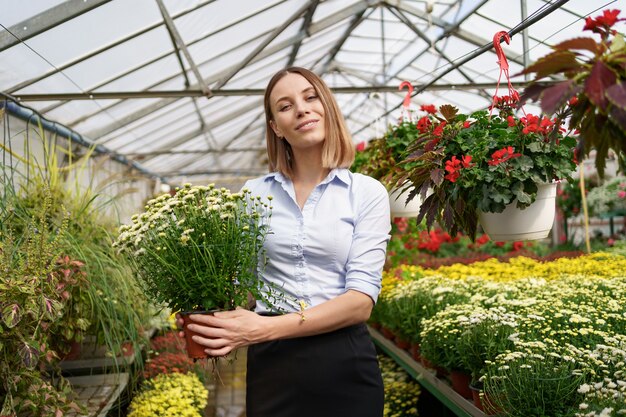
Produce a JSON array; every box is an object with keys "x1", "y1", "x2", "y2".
[{"x1": 1, "y1": 0, "x2": 617, "y2": 183}]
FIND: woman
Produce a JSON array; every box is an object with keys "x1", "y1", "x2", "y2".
[{"x1": 183, "y1": 67, "x2": 390, "y2": 417}]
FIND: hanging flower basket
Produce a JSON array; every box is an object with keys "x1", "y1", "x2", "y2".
[
  {"x1": 478, "y1": 182, "x2": 557, "y2": 241},
  {"x1": 389, "y1": 185, "x2": 421, "y2": 218}
]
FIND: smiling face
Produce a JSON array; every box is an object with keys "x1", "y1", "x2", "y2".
[{"x1": 268, "y1": 72, "x2": 326, "y2": 153}]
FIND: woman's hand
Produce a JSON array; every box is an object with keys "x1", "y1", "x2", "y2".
[{"x1": 184, "y1": 308, "x2": 270, "y2": 357}]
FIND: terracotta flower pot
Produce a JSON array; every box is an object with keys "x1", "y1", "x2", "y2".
[
  {"x1": 180, "y1": 311, "x2": 216, "y2": 359},
  {"x1": 380, "y1": 326, "x2": 395, "y2": 340},
  {"x1": 450, "y1": 370, "x2": 473, "y2": 399},
  {"x1": 409, "y1": 343, "x2": 421, "y2": 362},
  {"x1": 394, "y1": 337, "x2": 410, "y2": 350}
]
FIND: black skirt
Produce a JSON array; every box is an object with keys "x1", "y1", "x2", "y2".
[{"x1": 246, "y1": 323, "x2": 384, "y2": 417}]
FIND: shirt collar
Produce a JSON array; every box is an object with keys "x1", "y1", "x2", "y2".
[{"x1": 266, "y1": 168, "x2": 351, "y2": 186}]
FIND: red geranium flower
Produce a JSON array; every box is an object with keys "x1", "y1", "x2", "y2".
[
  {"x1": 487, "y1": 146, "x2": 522, "y2": 166},
  {"x1": 420, "y1": 104, "x2": 437, "y2": 114}
]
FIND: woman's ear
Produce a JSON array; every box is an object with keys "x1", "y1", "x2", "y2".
[{"x1": 269, "y1": 120, "x2": 283, "y2": 138}]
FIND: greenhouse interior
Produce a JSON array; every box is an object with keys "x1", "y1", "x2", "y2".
[{"x1": 1, "y1": 0, "x2": 626, "y2": 416}]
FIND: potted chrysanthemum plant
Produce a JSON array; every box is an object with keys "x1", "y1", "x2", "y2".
[{"x1": 113, "y1": 184, "x2": 278, "y2": 358}]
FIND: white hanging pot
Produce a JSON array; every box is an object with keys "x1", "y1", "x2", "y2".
[
  {"x1": 478, "y1": 182, "x2": 557, "y2": 241},
  {"x1": 389, "y1": 185, "x2": 421, "y2": 218}
]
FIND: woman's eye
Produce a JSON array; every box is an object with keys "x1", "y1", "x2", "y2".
[
  {"x1": 279, "y1": 104, "x2": 291, "y2": 111},
  {"x1": 307, "y1": 95, "x2": 318, "y2": 101}
]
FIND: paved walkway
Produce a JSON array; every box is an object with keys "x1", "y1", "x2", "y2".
[{"x1": 208, "y1": 348, "x2": 247, "y2": 417}]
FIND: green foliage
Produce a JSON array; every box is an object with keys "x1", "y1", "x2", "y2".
[
  {"x1": 393, "y1": 99, "x2": 576, "y2": 241},
  {"x1": 351, "y1": 119, "x2": 421, "y2": 188},
  {"x1": 586, "y1": 175, "x2": 626, "y2": 215},
  {"x1": 114, "y1": 184, "x2": 277, "y2": 312},
  {"x1": 520, "y1": 9, "x2": 626, "y2": 178},
  {"x1": 0, "y1": 192, "x2": 83, "y2": 416}
]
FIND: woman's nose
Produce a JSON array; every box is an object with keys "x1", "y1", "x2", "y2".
[{"x1": 295, "y1": 100, "x2": 310, "y2": 117}]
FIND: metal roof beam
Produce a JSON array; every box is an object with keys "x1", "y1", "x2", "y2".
[
  {"x1": 70, "y1": 0, "x2": 377, "y2": 138},
  {"x1": 287, "y1": 0, "x2": 320, "y2": 66},
  {"x1": 0, "y1": 0, "x2": 112, "y2": 53},
  {"x1": 127, "y1": 148, "x2": 266, "y2": 157},
  {"x1": 146, "y1": 99, "x2": 262, "y2": 155},
  {"x1": 316, "y1": 7, "x2": 373, "y2": 74},
  {"x1": 352, "y1": 0, "x2": 571, "y2": 136},
  {"x1": 6, "y1": 0, "x2": 220, "y2": 94},
  {"x1": 155, "y1": 0, "x2": 211, "y2": 96},
  {"x1": 13, "y1": 80, "x2": 552, "y2": 102},
  {"x1": 159, "y1": 169, "x2": 268, "y2": 177},
  {"x1": 386, "y1": 5, "x2": 491, "y2": 101},
  {"x1": 212, "y1": 1, "x2": 313, "y2": 90},
  {"x1": 385, "y1": 0, "x2": 524, "y2": 66}
]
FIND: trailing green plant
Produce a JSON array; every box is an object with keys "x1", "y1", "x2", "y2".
[
  {"x1": 1, "y1": 121, "x2": 153, "y2": 361},
  {"x1": 0, "y1": 192, "x2": 83, "y2": 416},
  {"x1": 392, "y1": 98, "x2": 576, "y2": 240}
]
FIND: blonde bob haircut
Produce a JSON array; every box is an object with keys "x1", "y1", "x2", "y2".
[{"x1": 264, "y1": 67, "x2": 355, "y2": 178}]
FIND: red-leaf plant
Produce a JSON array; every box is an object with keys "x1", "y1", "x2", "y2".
[{"x1": 519, "y1": 8, "x2": 626, "y2": 178}]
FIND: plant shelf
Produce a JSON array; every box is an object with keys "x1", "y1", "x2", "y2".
[
  {"x1": 369, "y1": 327, "x2": 488, "y2": 417},
  {"x1": 65, "y1": 373, "x2": 129, "y2": 417},
  {"x1": 60, "y1": 354, "x2": 136, "y2": 377}
]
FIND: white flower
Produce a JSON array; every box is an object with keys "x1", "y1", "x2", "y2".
[{"x1": 578, "y1": 384, "x2": 591, "y2": 394}]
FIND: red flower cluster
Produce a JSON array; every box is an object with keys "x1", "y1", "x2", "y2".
[
  {"x1": 417, "y1": 229, "x2": 459, "y2": 253},
  {"x1": 416, "y1": 116, "x2": 432, "y2": 133},
  {"x1": 490, "y1": 94, "x2": 520, "y2": 111},
  {"x1": 150, "y1": 332, "x2": 185, "y2": 353},
  {"x1": 519, "y1": 113, "x2": 556, "y2": 136},
  {"x1": 487, "y1": 146, "x2": 521, "y2": 166},
  {"x1": 583, "y1": 9, "x2": 625, "y2": 37},
  {"x1": 355, "y1": 141, "x2": 366, "y2": 152},
  {"x1": 420, "y1": 104, "x2": 437, "y2": 114},
  {"x1": 444, "y1": 155, "x2": 472, "y2": 182},
  {"x1": 143, "y1": 351, "x2": 196, "y2": 379}
]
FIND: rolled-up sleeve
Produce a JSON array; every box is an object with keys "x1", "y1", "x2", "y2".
[{"x1": 344, "y1": 176, "x2": 391, "y2": 303}]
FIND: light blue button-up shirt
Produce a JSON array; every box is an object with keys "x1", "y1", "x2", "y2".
[{"x1": 243, "y1": 168, "x2": 391, "y2": 314}]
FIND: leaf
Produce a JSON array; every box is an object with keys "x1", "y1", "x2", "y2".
[
  {"x1": 606, "y1": 81, "x2": 626, "y2": 110},
  {"x1": 539, "y1": 80, "x2": 580, "y2": 115},
  {"x1": 2, "y1": 304, "x2": 21, "y2": 328},
  {"x1": 19, "y1": 342, "x2": 38, "y2": 369},
  {"x1": 610, "y1": 33, "x2": 625, "y2": 54},
  {"x1": 552, "y1": 37, "x2": 602, "y2": 54},
  {"x1": 519, "y1": 82, "x2": 551, "y2": 106},
  {"x1": 430, "y1": 168, "x2": 444, "y2": 186},
  {"x1": 584, "y1": 61, "x2": 617, "y2": 111},
  {"x1": 519, "y1": 50, "x2": 579, "y2": 79},
  {"x1": 439, "y1": 104, "x2": 459, "y2": 122},
  {"x1": 609, "y1": 105, "x2": 626, "y2": 135}
]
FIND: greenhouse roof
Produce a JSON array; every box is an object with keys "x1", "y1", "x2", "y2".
[{"x1": 0, "y1": 0, "x2": 622, "y2": 184}]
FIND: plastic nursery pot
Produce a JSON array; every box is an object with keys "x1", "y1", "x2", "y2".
[
  {"x1": 180, "y1": 311, "x2": 217, "y2": 359},
  {"x1": 478, "y1": 182, "x2": 557, "y2": 241}
]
